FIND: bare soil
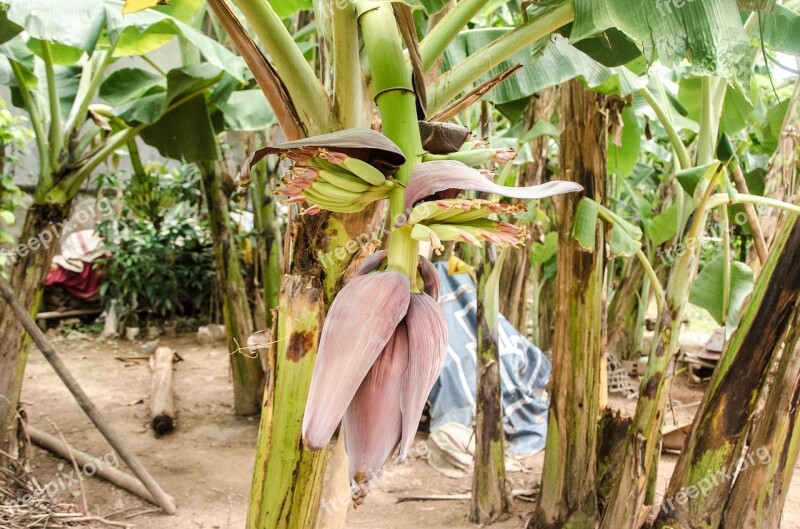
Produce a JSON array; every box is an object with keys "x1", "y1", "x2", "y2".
[{"x1": 16, "y1": 330, "x2": 800, "y2": 528}]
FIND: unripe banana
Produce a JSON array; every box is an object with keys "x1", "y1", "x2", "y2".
[
  {"x1": 317, "y1": 169, "x2": 372, "y2": 193},
  {"x1": 436, "y1": 207, "x2": 496, "y2": 224},
  {"x1": 422, "y1": 148, "x2": 496, "y2": 167},
  {"x1": 302, "y1": 188, "x2": 367, "y2": 213},
  {"x1": 311, "y1": 181, "x2": 365, "y2": 201},
  {"x1": 338, "y1": 156, "x2": 387, "y2": 186}
]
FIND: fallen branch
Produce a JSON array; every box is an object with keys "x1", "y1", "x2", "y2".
[
  {"x1": 397, "y1": 488, "x2": 537, "y2": 503},
  {"x1": 27, "y1": 426, "x2": 158, "y2": 507},
  {"x1": 0, "y1": 275, "x2": 177, "y2": 514}
]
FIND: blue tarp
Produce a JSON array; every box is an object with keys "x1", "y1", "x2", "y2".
[{"x1": 428, "y1": 262, "x2": 551, "y2": 456}]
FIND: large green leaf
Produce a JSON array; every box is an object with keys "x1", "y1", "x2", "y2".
[
  {"x1": 571, "y1": 0, "x2": 751, "y2": 87},
  {"x1": 646, "y1": 203, "x2": 679, "y2": 245},
  {"x1": 7, "y1": 0, "x2": 106, "y2": 54},
  {"x1": 443, "y1": 32, "x2": 646, "y2": 107},
  {"x1": 0, "y1": 8, "x2": 22, "y2": 46},
  {"x1": 677, "y1": 75, "x2": 755, "y2": 135},
  {"x1": 676, "y1": 162, "x2": 719, "y2": 197},
  {"x1": 104, "y1": 3, "x2": 246, "y2": 80},
  {"x1": 219, "y1": 90, "x2": 275, "y2": 131},
  {"x1": 165, "y1": 63, "x2": 223, "y2": 102},
  {"x1": 112, "y1": 64, "x2": 222, "y2": 125},
  {"x1": 267, "y1": 0, "x2": 313, "y2": 18},
  {"x1": 99, "y1": 68, "x2": 166, "y2": 105},
  {"x1": 140, "y1": 93, "x2": 220, "y2": 162},
  {"x1": 572, "y1": 198, "x2": 600, "y2": 251},
  {"x1": 689, "y1": 254, "x2": 754, "y2": 328},
  {"x1": 608, "y1": 106, "x2": 641, "y2": 178},
  {"x1": 531, "y1": 231, "x2": 558, "y2": 265},
  {"x1": 761, "y1": 5, "x2": 800, "y2": 56},
  {"x1": 6, "y1": 0, "x2": 245, "y2": 80},
  {"x1": 560, "y1": 24, "x2": 643, "y2": 67}
]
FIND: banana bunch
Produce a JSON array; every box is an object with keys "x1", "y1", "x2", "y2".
[
  {"x1": 405, "y1": 198, "x2": 526, "y2": 225},
  {"x1": 410, "y1": 220, "x2": 526, "y2": 253},
  {"x1": 276, "y1": 151, "x2": 394, "y2": 214},
  {"x1": 421, "y1": 143, "x2": 517, "y2": 166}
]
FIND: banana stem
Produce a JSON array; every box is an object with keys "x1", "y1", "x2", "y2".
[{"x1": 359, "y1": 2, "x2": 425, "y2": 284}]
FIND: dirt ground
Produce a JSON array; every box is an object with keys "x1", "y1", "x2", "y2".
[{"x1": 16, "y1": 329, "x2": 800, "y2": 528}]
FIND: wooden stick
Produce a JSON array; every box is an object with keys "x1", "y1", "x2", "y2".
[
  {"x1": 397, "y1": 489, "x2": 538, "y2": 503},
  {"x1": 730, "y1": 163, "x2": 769, "y2": 264},
  {"x1": 0, "y1": 275, "x2": 177, "y2": 514},
  {"x1": 36, "y1": 308, "x2": 102, "y2": 320},
  {"x1": 149, "y1": 347, "x2": 176, "y2": 436},
  {"x1": 28, "y1": 426, "x2": 157, "y2": 506},
  {"x1": 48, "y1": 419, "x2": 89, "y2": 514}
]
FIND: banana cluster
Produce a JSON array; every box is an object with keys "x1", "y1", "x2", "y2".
[
  {"x1": 421, "y1": 143, "x2": 517, "y2": 167},
  {"x1": 276, "y1": 150, "x2": 394, "y2": 215}
]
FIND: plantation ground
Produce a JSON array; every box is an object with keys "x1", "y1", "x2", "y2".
[{"x1": 17, "y1": 330, "x2": 800, "y2": 528}]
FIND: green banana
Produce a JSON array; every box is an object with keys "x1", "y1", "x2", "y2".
[
  {"x1": 422, "y1": 148, "x2": 496, "y2": 167},
  {"x1": 338, "y1": 156, "x2": 387, "y2": 186},
  {"x1": 317, "y1": 169, "x2": 372, "y2": 193},
  {"x1": 434, "y1": 207, "x2": 496, "y2": 224},
  {"x1": 311, "y1": 181, "x2": 365, "y2": 201},
  {"x1": 302, "y1": 188, "x2": 368, "y2": 213}
]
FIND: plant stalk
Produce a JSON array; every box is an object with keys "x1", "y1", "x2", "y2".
[
  {"x1": 359, "y1": 1, "x2": 425, "y2": 282},
  {"x1": 232, "y1": 0, "x2": 332, "y2": 134},
  {"x1": 419, "y1": 0, "x2": 489, "y2": 71},
  {"x1": 40, "y1": 41, "x2": 64, "y2": 173},
  {"x1": 427, "y1": 2, "x2": 574, "y2": 115}
]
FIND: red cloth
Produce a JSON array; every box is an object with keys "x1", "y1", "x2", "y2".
[{"x1": 45, "y1": 263, "x2": 103, "y2": 300}]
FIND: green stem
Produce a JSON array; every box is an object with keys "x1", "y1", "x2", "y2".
[
  {"x1": 427, "y1": 2, "x2": 574, "y2": 114},
  {"x1": 233, "y1": 0, "x2": 332, "y2": 134},
  {"x1": 65, "y1": 43, "x2": 116, "y2": 140},
  {"x1": 419, "y1": 0, "x2": 489, "y2": 71},
  {"x1": 7, "y1": 60, "x2": 50, "y2": 189},
  {"x1": 141, "y1": 54, "x2": 166, "y2": 76},
  {"x1": 596, "y1": 207, "x2": 666, "y2": 314},
  {"x1": 46, "y1": 86, "x2": 209, "y2": 203},
  {"x1": 640, "y1": 87, "x2": 692, "y2": 170},
  {"x1": 331, "y1": 0, "x2": 362, "y2": 128},
  {"x1": 720, "y1": 203, "x2": 731, "y2": 322},
  {"x1": 40, "y1": 41, "x2": 64, "y2": 173},
  {"x1": 359, "y1": 1, "x2": 425, "y2": 284},
  {"x1": 127, "y1": 139, "x2": 146, "y2": 178},
  {"x1": 696, "y1": 76, "x2": 720, "y2": 166}
]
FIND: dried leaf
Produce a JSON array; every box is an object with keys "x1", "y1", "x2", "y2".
[{"x1": 244, "y1": 128, "x2": 406, "y2": 176}]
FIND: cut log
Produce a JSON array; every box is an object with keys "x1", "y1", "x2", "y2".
[{"x1": 150, "y1": 346, "x2": 176, "y2": 436}]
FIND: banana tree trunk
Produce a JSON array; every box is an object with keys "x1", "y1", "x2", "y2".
[
  {"x1": 251, "y1": 147, "x2": 282, "y2": 329},
  {"x1": 530, "y1": 80, "x2": 608, "y2": 529},
  {"x1": 536, "y1": 270, "x2": 556, "y2": 351},
  {"x1": 248, "y1": 273, "x2": 327, "y2": 529},
  {"x1": 656, "y1": 216, "x2": 800, "y2": 529},
  {"x1": 470, "y1": 247, "x2": 511, "y2": 524},
  {"x1": 0, "y1": 202, "x2": 70, "y2": 457},
  {"x1": 200, "y1": 162, "x2": 265, "y2": 416},
  {"x1": 606, "y1": 259, "x2": 645, "y2": 361},
  {"x1": 500, "y1": 87, "x2": 557, "y2": 332},
  {"x1": 247, "y1": 205, "x2": 384, "y2": 529},
  {"x1": 720, "y1": 305, "x2": 800, "y2": 529}
]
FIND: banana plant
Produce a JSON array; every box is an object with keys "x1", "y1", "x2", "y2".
[
  {"x1": 0, "y1": 0, "x2": 248, "y2": 456},
  {"x1": 123, "y1": 0, "x2": 797, "y2": 527}
]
